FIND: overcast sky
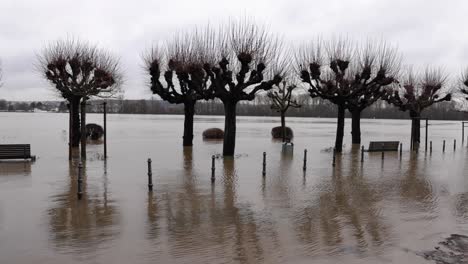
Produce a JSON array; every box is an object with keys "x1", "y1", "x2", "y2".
[{"x1": 1, "y1": 0, "x2": 467, "y2": 101}]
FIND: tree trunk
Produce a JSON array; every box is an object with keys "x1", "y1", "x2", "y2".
[
  {"x1": 281, "y1": 111, "x2": 286, "y2": 142},
  {"x1": 335, "y1": 103, "x2": 345, "y2": 152},
  {"x1": 223, "y1": 101, "x2": 237, "y2": 156},
  {"x1": 351, "y1": 108, "x2": 361, "y2": 145},
  {"x1": 410, "y1": 110, "x2": 421, "y2": 150},
  {"x1": 80, "y1": 100, "x2": 87, "y2": 159},
  {"x1": 183, "y1": 101, "x2": 195, "y2": 147},
  {"x1": 70, "y1": 96, "x2": 81, "y2": 147}
]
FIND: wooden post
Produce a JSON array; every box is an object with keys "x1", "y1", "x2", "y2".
[
  {"x1": 454, "y1": 139, "x2": 456, "y2": 151},
  {"x1": 443, "y1": 140, "x2": 446, "y2": 152},
  {"x1": 147, "y1": 158, "x2": 153, "y2": 191},
  {"x1": 361, "y1": 145, "x2": 364, "y2": 163},
  {"x1": 68, "y1": 103, "x2": 72, "y2": 161},
  {"x1": 211, "y1": 155, "x2": 215, "y2": 183},
  {"x1": 103, "y1": 102, "x2": 107, "y2": 159},
  {"x1": 262, "y1": 152, "x2": 266, "y2": 177},
  {"x1": 77, "y1": 162, "x2": 83, "y2": 200},
  {"x1": 303, "y1": 149, "x2": 307, "y2": 171},
  {"x1": 332, "y1": 148, "x2": 336, "y2": 167},
  {"x1": 381, "y1": 151, "x2": 384, "y2": 160},
  {"x1": 80, "y1": 100, "x2": 87, "y2": 159},
  {"x1": 400, "y1": 143, "x2": 402, "y2": 157},
  {"x1": 430, "y1": 141, "x2": 432, "y2": 153}
]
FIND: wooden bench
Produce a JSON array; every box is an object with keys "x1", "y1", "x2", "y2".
[
  {"x1": 368, "y1": 141, "x2": 400, "y2": 152},
  {"x1": 0, "y1": 144, "x2": 36, "y2": 161}
]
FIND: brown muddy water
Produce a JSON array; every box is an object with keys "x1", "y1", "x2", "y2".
[{"x1": 0, "y1": 112, "x2": 467, "y2": 264}]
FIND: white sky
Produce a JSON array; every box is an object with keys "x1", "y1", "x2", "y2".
[{"x1": 1, "y1": 0, "x2": 468, "y2": 101}]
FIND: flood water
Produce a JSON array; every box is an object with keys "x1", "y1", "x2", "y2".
[{"x1": 0, "y1": 112, "x2": 467, "y2": 264}]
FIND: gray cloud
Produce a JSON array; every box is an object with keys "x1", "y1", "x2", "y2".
[{"x1": 1, "y1": 0, "x2": 467, "y2": 100}]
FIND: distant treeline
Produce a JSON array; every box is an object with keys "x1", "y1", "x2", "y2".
[{"x1": 2, "y1": 95, "x2": 467, "y2": 120}]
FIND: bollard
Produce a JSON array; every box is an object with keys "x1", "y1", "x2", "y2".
[
  {"x1": 303, "y1": 149, "x2": 307, "y2": 171},
  {"x1": 361, "y1": 146, "x2": 364, "y2": 163},
  {"x1": 332, "y1": 148, "x2": 336, "y2": 167},
  {"x1": 147, "y1": 158, "x2": 153, "y2": 191},
  {"x1": 77, "y1": 162, "x2": 83, "y2": 200},
  {"x1": 211, "y1": 155, "x2": 215, "y2": 183},
  {"x1": 400, "y1": 143, "x2": 402, "y2": 157},
  {"x1": 430, "y1": 141, "x2": 432, "y2": 153},
  {"x1": 381, "y1": 151, "x2": 385, "y2": 160},
  {"x1": 443, "y1": 140, "x2": 446, "y2": 152},
  {"x1": 262, "y1": 152, "x2": 266, "y2": 177},
  {"x1": 454, "y1": 139, "x2": 456, "y2": 151}
]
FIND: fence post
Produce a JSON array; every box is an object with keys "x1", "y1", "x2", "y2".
[
  {"x1": 211, "y1": 155, "x2": 215, "y2": 183},
  {"x1": 454, "y1": 139, "x2": 456, "y2": 151},
  {"x1": 77, "y1": 162, "x2": 83, "y2": 200},
  {"x1": 303, "y1": 149, "x2": 307, "y2": 171},
  {"x1": 400, "y1": 143, "x2": 402, "y2": 157},
  {"x1": 147, "y1": 158, "x2": 153, "y2": 191},
  {"x1": 443, "y1": 140, "x2": 446, "y2": 152},
  {"x1": 262, "y1": 152, "x2": 266, "y2": 177},
  {"x1": 381, "y1": 151, "x2": 384, "y2": 160},
  {"x1": 430, "y1": 141, "x2": 432, "y2": 154}
]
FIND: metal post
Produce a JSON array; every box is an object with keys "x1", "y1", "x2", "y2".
[
  {"x1": 103, "y1": 102, "x2": 107, "y2": 159},
  {"x1": 443, "y1": 140, "x2": 446, "y2": 152},
  {"x1": 410, "y1": 118, "x2": 414, "y2": 151},
  {"x1": 68, "y1": 103, "x2": 72, "y2": 161},
  {"x1": 303, "y1": 149, "x2": 307, "y2": 171},
  {"x1": 400, "y1": 143, "x2": 402, "y2": 157},
  {"x1": 361, "y1": 145, "x2": 364, "y2": 163},
  {"x1": 262, "y1": 152, "x2": 266, "y2": 177},
  {"x1": 77, "y1": 162, "x2": 83, "y2": 200},
  {"x1": 425, "y1": 118, "x2": 428, "y2": 152},
  {"x1": 332, "y1": 148, "x2": 336, "y2": 167},
  {"x1": 147, "y1": 158, "x2": 153, "y2": 191},
  {"x1": 430, "y1": 141, "x2": 432, "y2": 154},
  {"x1": 454, "y1": 139, "x2": 456, "y2": 151},
  {"x1": 462, "y1": 123, "x2": 464, "y2": 146},
  {"x1": 80, "y1": 100, "x2": 87, "y2": 159},
  {"x1": 211, "y1": 155, "x2": 215, "y2": 183}
]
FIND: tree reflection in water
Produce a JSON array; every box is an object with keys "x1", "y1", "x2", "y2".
[
  {"x1": 293, "y1": 148, "x2": 389, "y2": 257},
  {"x1": 47, "y1": 160, "x2": 120, "y2": 255}
]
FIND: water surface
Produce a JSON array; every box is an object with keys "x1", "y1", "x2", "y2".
[{"x1": 0, "y1": 113, "x2": 467, "y2": 263}]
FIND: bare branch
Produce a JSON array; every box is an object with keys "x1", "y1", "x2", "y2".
[{"x1": 37, "y1": 37, "x2": 123, "y2": 101}]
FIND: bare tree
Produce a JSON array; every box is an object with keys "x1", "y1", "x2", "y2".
[
  {"x1": 144, "y1": 30, "x2": 213, "y2": 146},
  {"x1": 459, "y1": 68, "x2": 468, "y2": 102},
  {"x1": 267, "y1": 81, "x2": 301, "y2": 142},
  {"x1": 205, "y1": 20, "x2": 284, "y2": 156},
  {"x1": 385, "y1": 67, "x2": 451, "y2": 149},
  {"x1": 296, "y1": 38, "x2": 356, "y2": 152},
  {"x1": 346, "y1": 41, "x2": 400, "y2": 144},
  {"x1": 38, "y1": 39, "x2": 122, "y2": 158}
]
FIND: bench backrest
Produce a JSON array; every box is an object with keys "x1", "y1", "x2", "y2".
[
  {"x1": 0, "y1": 144, "x2": 31, "y2": 159},
  {"x1": 368, "y1": 141, "x2": 399, "y2": 152}
]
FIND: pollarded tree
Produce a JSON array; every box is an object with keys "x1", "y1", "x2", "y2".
[
  {"x1": 38, "y1": 39, "x2": 122, "y2": 157},
  {"x1": 346, "y1": 42, "x2": 400, "y2": 144},
  {"x1": 459, "y1": 68, "x2": 468, "y2": 101},
  {"x1": 297, "y1": 39, "x2": 357, "y2": 152},
  {"x1": 205, "y1": 21, "x2": 284, "y2": 156},
  {"x1": 145, "y1": 32, "x2": 213, "y2": 146},
  {"x1": 384, "y1": 67, "x2": 451, "y2": 149},
  {"x1": 267, "y1": 81, "x2": 301, "y2": 142}
]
